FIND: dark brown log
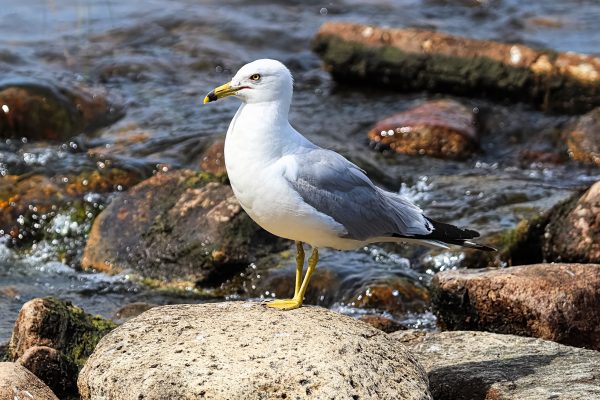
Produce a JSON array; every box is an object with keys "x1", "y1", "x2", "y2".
[{"x1": 313, "y1": 22, "x2": 600, "y2": 113}]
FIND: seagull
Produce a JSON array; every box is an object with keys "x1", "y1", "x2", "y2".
[{"x1": 204, "y1": 59, "x2": 495, "y2": 310}]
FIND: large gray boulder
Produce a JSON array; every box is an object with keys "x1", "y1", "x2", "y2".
[
  {"x1": 78, "y1": 302, "x2": 432, "y2": 400},
  {"x1": 394, "y1": 330, "x2": 600, "y2": 400}
]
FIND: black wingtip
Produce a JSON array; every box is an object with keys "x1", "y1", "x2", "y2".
[{"x1": 401, "y1": 217, "x2": 496, "y2": 252}]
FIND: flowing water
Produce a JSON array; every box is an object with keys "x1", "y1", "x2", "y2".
[{"x1": 1, "y1": 0, "x2": 600, "y2": 341}]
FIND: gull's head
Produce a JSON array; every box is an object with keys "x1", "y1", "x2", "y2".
[{"x1": 204, "y1": 59, "x2": 293, "y2": 105}]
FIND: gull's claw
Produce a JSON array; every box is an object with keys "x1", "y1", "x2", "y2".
[{"x1": 266, "y1": 298, "x2": 302, "y2": 310}]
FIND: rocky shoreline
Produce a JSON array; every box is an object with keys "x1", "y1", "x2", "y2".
[{"x1": 2, "y1": 15, "x2": 600, "y2": 400}]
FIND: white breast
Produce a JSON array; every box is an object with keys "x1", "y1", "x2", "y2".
[{"x1": 223, "y1": 103, "x2": 355, "y2": 249}]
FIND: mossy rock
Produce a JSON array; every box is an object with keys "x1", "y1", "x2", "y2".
[
  {"x1": 9, "y1": 297, "x2": 116, "y2": 368},
  {"x1": 458, "y1": 188, "x2": 585, "y2": 269}
]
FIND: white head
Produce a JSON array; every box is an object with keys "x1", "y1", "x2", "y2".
[{"x1": 204, "y1": 59, "x2": 293, "y2": 105}]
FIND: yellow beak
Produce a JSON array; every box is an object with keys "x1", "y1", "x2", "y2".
[{"x1": 203, "y1": 82, "x2": 239, "y2": 104}]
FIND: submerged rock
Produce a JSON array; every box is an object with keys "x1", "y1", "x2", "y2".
[
  {"x1": 78, "y1": 302, "x2": 432, "y2": 400},
  {"x1": 8, "y1": 297, "x2": 116, "y2": 397},
  {"x1": 0, "y1": 362, "x2": 59, "y2": 400},
  {"x1": 431, "y1": 263, "x2": 600, "y2": 349},
  {"x1": 81, "y1": 169, "x2": 287, "y2": 286},
  {"x1": 112, "y1": 302, "x2": 157, "y2": 324},
  {"x1": 0, "y1": 80, "x2": 123, "y2": 140},
  {"x1": 358, "y1": 315, "x2": 407, "y2": 333},
  {"x1": 313, "y1": 22, "x2": 600, "y2": 113},
  {"x1": 394, "y1": 330, "x2": 600, "y2": 400},
  {"x1": 0, "y1": 168, "x2": 143, "y2": 247},
  {"x1": 567, "y1": 107, "x2": 600, "y2": 166},
  {"x1": 368, "y1": 100, "x2": 478, "y2": 160}
]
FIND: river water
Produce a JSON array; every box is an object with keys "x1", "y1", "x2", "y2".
[{"x1": 1, "y1": 0, "x2": 599, "y2": 341}]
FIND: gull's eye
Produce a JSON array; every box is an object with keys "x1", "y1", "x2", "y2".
[{"x1": 249, "y1": 73, "x2": 261, "y2": 81}]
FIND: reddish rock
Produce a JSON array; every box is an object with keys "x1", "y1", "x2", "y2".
[
  {"x1": 358, "y1": 315, "x2": 406, "y2": 333},
  {"x1": 0, "y1": 362, "x2": 59, "y2": 399},
  {"x1": 0, "y1": 80, "x2": 123, "y2": 140},
  {"x1": 81, "y1": 170, "x2": 286, "y2": 285},
  {"x1": 393, "y1": 330, "x2": 600, "y2": 400},
  {"x1": 543, "y1": 181, "x2": 600, "y2": 263},
  {"x1": 431, "y1": 263, "x2": 600, "y2": 349},
  {"x1": 368, "y1": 100, "x2": 478, "y2": 160},
  {"x1": 199, "y1": 138, "x2": 226, "y2": 176},
  {"x1": 566, "y1": 107, "x2": 600, "y2": 166},
  {"x1": 17, "y1": 346, "x2": 78, "y2": 399}
]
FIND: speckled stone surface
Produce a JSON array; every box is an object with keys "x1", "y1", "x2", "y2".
[{"x1": 78, "y1": 302, "x2": 432, "y2": 400}]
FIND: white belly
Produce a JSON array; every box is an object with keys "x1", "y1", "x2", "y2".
[
  {"x1": 228, "y1": 162, "x2": 359, "y2": 249},
  {"x1": 222, "y1": 103, "x2": 363, "y2": 250}
]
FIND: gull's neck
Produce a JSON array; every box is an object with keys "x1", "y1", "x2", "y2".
[{"x1": 226, "y1": 98, "x2": 312, "y2": 163}]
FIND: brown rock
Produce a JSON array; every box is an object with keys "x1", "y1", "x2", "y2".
[
  {"x1": 0, "y1": 362, "x2": 59, "y2": 400},
  {"x1": 567, "y1": 107, "x2": 600, "y2": 166},
  {"x1": 81, "y1": 169, "x2": 286, "y2": 285},
  {"x1": 368, "y1": 100, "x2": 478, "y2": 160},
  {"x1": 313, "y1": 22, "x2": 600, "y2": 113},
  {"x1": 543, "y1": 181, "x2": 600, "y2": 263},
  {"x1": 198, "y1": 137, "x2": 226, "y2": 176},
  {"x1": 17, "y1": 346, "x2": 78, "y2": 399},
  {"x1": 8, "y1": 297, "x2": 116, "y2": 367},
  {"x1": 431, "y1": 263, "x2": 600, "y2": 349},
  {"x1": 0, "y1": 80, "x2": 123, "y2": 140},
  {"x1": 78, "y1": 302, "x2": 432, "y2": 400},
  {"x1": 393, "y1": 330, "x2": 600, "y2": 400},
  {"x1": 358, "y1": 315, "x2": 406, "y2": 333}
]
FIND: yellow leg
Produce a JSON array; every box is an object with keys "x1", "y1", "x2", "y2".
[
  {"x1": 294, "y1": 241, "x2": 305, "y2": 297},
  {"x1": 267, "y1": 247, "x2": 318, "y2": 310}
]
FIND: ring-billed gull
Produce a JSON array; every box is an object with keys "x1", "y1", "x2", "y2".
[{"x1": 204, "y1": 59, "x2": 495, "y2": 310}]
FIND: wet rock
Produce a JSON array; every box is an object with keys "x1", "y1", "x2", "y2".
[
  {"x1": 0, "y1": 80, "x2": 123, "y2": 140},
  {"x1": 112, "y1": 302, "x2": 157, "y2": 324},
  {"x1": 0, "y1": 362, "x2": 59, "y2": 400},
  {"x1": 351, "y1": 278, "x2": 430, "y2": 315},
  {"x1": 0, "y1": 168, "x2": 143, "y2": 246},
  {"x1": 78, "y1": 302, "x2": 432, "y2": 400},
  {"x1": 314, "y1": 22, "x2": 600, "y2": 113},
  {"x1": 431, "y1": 263, "x2": 600, "y2": 349},
  {"x1": 543, "y1": 181, "x2": 600, "y2": 263},
  {"x1": 8, "y1": 297, "x2": 116, "y2": 368},
  {"x1": 393, "y1": 330, "x2": 600, "y2": 400},
  {"x1": 81, "y1": 169, "x2": 287, "y2": 286},
  {"x1": 358, "y1": 315, "x2": 406, "y2": 333},
  {"x1": 198, "y1": 137, "x2": 226, "y2": 176},
  {"x1": 368, "y1": 100, "x2": 478, "y2": 160},
  {"x1": 17, "y1": 346, "x2": 78, "y2": 399},
  {"x1": 567, "y1": 107, "x2": 600, "y2": 166}
]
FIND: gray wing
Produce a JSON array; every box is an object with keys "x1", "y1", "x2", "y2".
[{"x1": 283, "y1": 148, "x2": 432, "y2": 241}]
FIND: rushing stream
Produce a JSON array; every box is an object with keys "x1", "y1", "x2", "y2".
[{"x1": 1, "y1": 0, "x2": 600, "y2": 341}]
